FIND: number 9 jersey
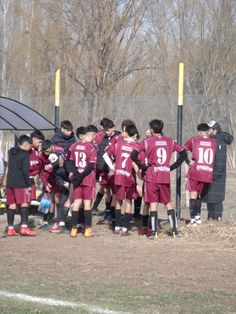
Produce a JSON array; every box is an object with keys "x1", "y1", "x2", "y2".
[
  {"x1": 137, "y1": 135, "x2": 183, "y2": 184},
  {"x1": 183, "y1": 136, "x2": 217, "y2": 183}
]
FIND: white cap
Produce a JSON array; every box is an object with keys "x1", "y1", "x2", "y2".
[{"x1": 208, "y1": 120, "x2": 216, "y2": 128}]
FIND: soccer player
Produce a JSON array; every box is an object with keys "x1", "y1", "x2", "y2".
[
  {"x1": 68, "y1": 125, "x2": 98, "y2": 238},
  {"x1": 6, "y1": 135, "x2": 36, "y2": 236},
  {"x1": 29, "y1": 130, "x2": 45, "y2": 201},
  {"x1": 103, "y1": 125, "x2": 139, "y2": 235},
  {"x1": 183, "y1": 123, "x2": 217, "y2": 226},
  {"x1": 51, "y1": 120, "x2": 76, "y2": 153},
  {"x1": 131, "y1": 119, "x2": 187, "y2": 238}
]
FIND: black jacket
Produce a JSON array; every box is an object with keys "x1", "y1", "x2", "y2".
[
  {"x1": 6, "y1": 147, "x2": 31, "y2": 188},
  {"x1": 202, "y1": 131, "x2": 233, "y2": 203},
  {"x1": 52, "y1": 164, "x2": 70, "y2": 194},
  {"x1": 51, "y1": 129, "x2": 76, "y2": 152}
]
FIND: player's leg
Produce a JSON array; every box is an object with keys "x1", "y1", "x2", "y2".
[
  {"x1": 121, "y1": 198, "x2": 133, "y2": 236},
  {"x1": 188, "y1": 190, "x2": 198, "y2": 226},
  {"x1": 149, "y1": 202, "x2": 158, "y2": 238},
  {"x1": 83, "y1": 186, "x2": 95, "y2": 238},
  {"x1": 165, "y1": 202, "x2": 178, "y2": 237},
  {"x1": 143, "y1": 181, "x2": 158, "y2": 238},
  {"x1": 49, "y1": 192, "x2": 62, "y2": 233},
  {"x1": 92, "y1": 184, "x2": 104, "y2": 215},
  {"x1": 6, "y1": 188, "x2": 17, "y2": 236},
  {"x1": 134, "y1": 183, "x2": 142, "y2": 220},
  {"x1": 114, "y1": 198, "x2": 123, "y2": 234},
  {"x1": 70, "y1": 185, "x2": 83, "y2": 237}
]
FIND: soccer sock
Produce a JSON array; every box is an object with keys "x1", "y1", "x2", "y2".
[
  {"x1": 142, "y1": 215, "x2": 149, "y2": 227},
  {"x1": 78, "y1": 208, "x2": 85, "y2": 224},
  {"x1": 84, "y1": 210, "x2": 92, "y2": 228},
  {"x1": 189, "y1": 199, "x2": 197, "y2": 219},
  {"x1": 92, "y1": 191, "x2": 104, "y2": 210},
  {"x1": 62, "y1": 206, "x2": 70, "y2": 223},
  {"x1": 7, "y1": 208, "x2": 15, "y2": 227},
  {"x1": 48, "y1": 212, "x2": 54, "y2": 223},
  {"x1": 55, "y1": 204, "x2": 63, "y2": 223},
  {"x1": 110, "y1": 206, "x2": 115, "y2": 229},
  {"x1": 134, "y1": 197, "x2": 142, "y2": 218},
  {"x1": 122, "y1": 213, "x2": 131, "y2": 230},
  {"x1": 215, "y1": 202, "x2": 223, "y2": 220},
  {"x1": 115, "y1": 209, "x2": 121, "y2": 227},
  {"x1": 195, "y1": 198, "x2": 202, "y2": 216},
  {"x1": 20, "y1": 207, "x2": 29, "y2": 226},
  {"x1": 71, "y1": 211, "x2": 79, "y2": 228},
  {"x1": 167, "y1": 209, "x2": 177, "y2": 230},
  {"x1": 43, "y1": 213, "x2": 48, "y2": 223},
  {"x1": 150, "y1": 211, "x2": 158, "y2": 233}
]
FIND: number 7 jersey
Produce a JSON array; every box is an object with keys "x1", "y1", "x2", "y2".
[
  {"x1": 183, "y1": 136, "x2": 217, "y2": 183},
  {"x1": 137, "y1": 135, "x2": 183, "y2": 184}
]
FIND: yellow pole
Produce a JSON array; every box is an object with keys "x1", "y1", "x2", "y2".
[
  {"x1": 178, "y1": 63, "x2": 184, "y2": 106},
  {"x1": 55, "y1": 69, "x2": 60, "y2": 128}
]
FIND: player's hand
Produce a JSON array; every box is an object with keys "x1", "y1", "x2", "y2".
[
  {"x1": 69, "y1": 172, "x2": 74, "y2": 180},
  {"x1": 64, "y1": 182, "x2": 70, "y2": 190},
  {"x1": 188, "y1": 160, "x2": 195, "y2": 167},
  {"x1": 46, "y1": 183, "x2": 52, "y2": 192}
]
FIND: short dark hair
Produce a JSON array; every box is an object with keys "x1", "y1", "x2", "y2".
[
  {"x1": 121, "y1": 119, "x2": 136, "y2": 131},
  {"x1": 42, "y1": 140, "x2": 52, "y2": 151},
  {"x1": 100, "y1": 118, "x2": 110, "y2": 128},
  {"x1": 87, "y1": 125, "x2": 98, "y2": 133},
  {"x1": 197, "y1": 123, "x2": 209, "y2": 132},
  {"x1": 126, "y1": 125, "x2": 138, "y2": 137},
  {"x1": 149, "y1": 119, "x2": 164, "y2": 134},
  {"x1": 18, "y1": 135, "x2": 32, "y2": 146},
  {"x1": 30, "y1": 130, "x2": 45, "y2": 141},
  {"x1": 104, "y1": 119, "x2": 115, "y2": 131},
  {"x1": 61, "y1": 120, "x2": 73, "y2": 130},
  {"x1": 76, "y1": 126, "x2": 87, "y2": 138}
]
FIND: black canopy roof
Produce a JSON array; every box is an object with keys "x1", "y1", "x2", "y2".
[{"x1": 0, "y1": 97, "x2": 56, "y2": 130}]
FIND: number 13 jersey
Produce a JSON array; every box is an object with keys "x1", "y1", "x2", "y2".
[
  {"x1": 183, "y1": 136, "x2": 217, "y2": 183},
  {"x1": 137, "y1": 135, "x2": 182, "y2": 184},
  {"x1": 69, "y1": 141, "x2": 97, "y2": 186}
]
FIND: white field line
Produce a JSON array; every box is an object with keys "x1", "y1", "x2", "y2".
[{"x1": 0, "y1": 291, "x2": 132, "y2": 314}]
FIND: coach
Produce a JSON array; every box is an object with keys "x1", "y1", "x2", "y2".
[{"x1": 202, "y1": 121, "x2": 233, "y2": 220}]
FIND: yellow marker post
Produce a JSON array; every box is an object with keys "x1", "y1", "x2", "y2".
[
  {"x1": 55, "y1": 69, "x2": 60, "y2": 128},
  {"x1": 176, "y1": 62, "x2": 185, "y2": 219}
]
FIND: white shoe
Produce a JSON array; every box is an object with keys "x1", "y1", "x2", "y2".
[
  {"x1": 195, "y1": 215, "x2": 201, "y2": 225},
  {"x1": 187, "y1": 219, "x2": 197, "y2": 227}
]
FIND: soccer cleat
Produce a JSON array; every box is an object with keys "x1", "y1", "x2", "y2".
[
  {"x1": 48, "y1": 223, "x2": 61, "y2": 234},
  {"x1": 120, "y1": 230, "x2": 130, "y2": 236},
  {"x1": 147, "y1": 231, "x2": 158, "y2": 240},
  {"x1": 172, "y1": 228, "x2": 179, "y2": 238},
  {"x1": 7, "y1": 228, "x2": 18, "y2": 236},
  {"x1": 186, "y1": 219, "x2": 197, "y2": 227},
  {"x1": 19, "y1": 227, "x2": 36, "y2": 237},
  {"x1": 195, "y1": 216, "x2": 201, "y2": 225},
  {"x1": 84, "y1": 228, "x2": 94, "y2": 238},
  {"x1": 70, "y1": 228, "x2": 78, "y2": 238},
  {"x1": 113, "y1": 226, "x2": 121, "y2": 235}
]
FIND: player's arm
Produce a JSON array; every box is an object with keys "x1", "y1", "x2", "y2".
[
  {"x1": 131, "y1": 149, "x2": 148, "y2": 171},
  {"x1": 170, "y1": 149, "x2": 187, "y2": 171},
  {"x1": 102, "y1": 152, "x2": 115, "y2": 171},
  {"x1": 22, "y1": 153, "x2": 31, "y2": 188}
]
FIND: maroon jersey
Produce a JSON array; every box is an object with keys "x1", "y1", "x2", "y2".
[
  {"x1": 107, "y1": 139, "x2": 139, "y2": 187},
  {"x1": 137, "y1": 135, "x2": 182, "y2": 184},
  {"x1": 39, "y1": 145, "x2": 64, "y2": 187},
  {"x1": 183, "y1": 136, "x2": 217, "y2": 183},
  {"x1": 29, "y1": 149, "x2": 41, "y2": 177},
  {"x1": 109, "y1": 132, "x2": 123, "y2": 146},
  {"x1": 69, "y1": 141, "x2": 97, "y2": 187},
  {"x1": 94, "y1": 130, "x2": 106, "y2": 146}
]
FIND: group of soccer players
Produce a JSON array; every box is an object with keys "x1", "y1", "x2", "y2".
[{"x1": 5, "y1": 117, "x2": 217, "y2": 239}]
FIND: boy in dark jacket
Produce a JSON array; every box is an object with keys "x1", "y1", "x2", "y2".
[
  {"x1": 51, "y1": 120, "x2": 76, "y2": 153},
  {"x1": 6, "y1": 135, "x2": 36, "y2": 236}
]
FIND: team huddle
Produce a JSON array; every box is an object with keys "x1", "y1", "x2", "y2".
[{"x1": 5, "y1": 118, "x2": 217, "y2": 239}]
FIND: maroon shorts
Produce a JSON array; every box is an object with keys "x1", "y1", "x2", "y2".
[
  {"x1": 99, "y1": 174, "x2": 116, "y2": 193},
  {"x1": 115, "y1": 185, "x2": 136, "y2": 201},
  {"x1": 73, "y1": 185, "x2": 95, "y2": 200},
  {"x1": 6, "y1": 188, "x2": 31, "y2": 205},
  {"x1": 186, "y1": 179, "x2": 205, "y2": 196},
  {"x1": 143, "y1": 182, "x2": 171, "y2": 204}
]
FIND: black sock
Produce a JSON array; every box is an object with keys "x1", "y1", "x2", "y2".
[
  {"x1": 78, "y1": 208, "x2": 85, "y2": 224},
  {"x1": 43, "y1": 213, "x2": 48, "y2": 222},
  {"x1": 195, "y1": 198, "x2": 202, "y2": 216},
  {"x1": 56, "y1": 204, "x2": 63, "y2": 223},
  {"x1": 110, "y1": 206, "x2": 115, "y2": 229},
  {"x1": 62, "y1": 206, "x2": 69, "y2": 223},
  {"x1": 84, "y1": 210, "x2": 92, "y2": 228},
  {"x1": 142, "y1": 215, "x2": 149, "y2": 227},
  {"x1": 92, "y1": 191, "x2": 104, "y2": 210},
  {"x1": 48, "y1": 212, "x2": 54, "y2": 222},
  {"x1": 150, "y1": 211, "x2": 158, "y2": 232},
  {"x1": 214, "y1": 202, "x2": 223, "y2": 220},
  {"x1": 167, "y1": 209, "x2": 177, "y2": 230},
  {"x1": 189, "y1": 199, "x2": 197, "y2": 219},
  {"x1": 134, "y1": 197, "x2": 142, "y2": 218},
  {"x1": 123, "y1": 213, "x2": 131, "y2": 229},
  {"x1": 115, "y1": 209, "x2": 121, "y2": 227},
  {"x1": 7, "y1": 208, "x2": 15, "y2": 227},
  {"x1": 105, "y1": 202, "x2": 110, "y2": 211},
  {"x1": 20, "y1": 207, "x2": 29, "y2": 226},
  {"x1": 71, "y1": 211, "x2": 79, "y2": 228}
]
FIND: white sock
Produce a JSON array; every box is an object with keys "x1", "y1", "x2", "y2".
[
  {"x1": 59, "y1": 222, "x2": 65, "y2": 227},
  {"x1": 21, "y1": 224, "x2": 27, "y2": 228},
  {"x1": 8, "y1": 226, "x2": 13, "y2": 230}
]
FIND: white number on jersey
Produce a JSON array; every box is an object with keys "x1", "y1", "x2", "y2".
[
  {"x1": 121, "y1": 152, "x2": 130, "y2": 169},
  {"x1": 156, "y1": 147, "x2": 167, "y2": 165},
  {"x1": 74, "y1": 151, "x2": 87, "y2": 168},
  {"x1": 198, "y1": 147, "x2": 214, "y2": 165}
]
